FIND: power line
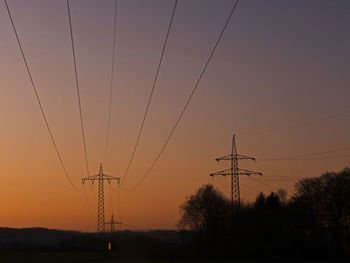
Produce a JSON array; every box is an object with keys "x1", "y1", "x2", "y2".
[
  {"x1": 123, "y1": 0, "x2": 241, "y2": 191},
  {"x1": 83, "y1": 184, "x2": 96, "y2": 229},
  {"x1": 289, "y1": 154, "x2": 350, "y2": 161},
  {"x1": 67, "y1": 0, "x2": 90, "y2": 177},
  {"x1": 240, "y1": 107, "x2": 350, "y2": 136},
  {"x1": 108, "y1": 186, "x2": 113, "y2": 224},
  {"x1": 90, "y1": 180, "x2": 97, "y2": 205},
  {"x1": 235, "y1": 137, "x2": 305, "y2": 181},
  {"x1": 117, "y1": 185, "x2": 123, "y2": 226},
  {"x1": 244, "y1": 177, "x2": 305, "y2": 182},
  {"x1": 104, "y1": 0, "x2": 118, "y2": 163},
  {"x1": 239, "y1": 136, "x2": 342, "y2": 177},
  {"x1": 110, "y1": 184, "x2": 123, "y2": 228},
  {"x1": 4, "y1": 0, "x2": 81, "y2": 192},
  {"x1": 235, "y1": 134, "x2": 334, "y2": 186},
  {"x1": 239, "y1": 139, "x2": 323, "y2": 189},
  {"x1": 260, "y1": 154, "x2": 350, "y2": 161},
  {"x1": 240, "y1": 183, "x2": 261, "y2": 195},
  {"x1": 241, "y1": 174, "x2": 306, "y2": 180},
  {"x1": 262, "y1": 178, "x2": 305, "y2": 181},
  {"x1": 248, "y1": 177, "x2": 278, "y2": 191},
  {"x1": 255, "y1": 159, "x2": 296, "y2": 178},
  {"x1": 260, "y1": 145, "x2": 350, "y2": 161},
  {"x1": 108, "y1": 183, "x2": 114, "y2": 218},
  {"x1": 238, "y1": 138, "x2": 324, "y2": 190},
  {"x1": 120, "y1": 0, "x2": 178, "y2": 186},
  {"x1": 260, "y1": 153, "x2": 350, "y2": 161}
]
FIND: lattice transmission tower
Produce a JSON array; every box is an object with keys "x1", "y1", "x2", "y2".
[
  {"x1": 82, "y1": 164, "x2": 120, "y2": 233},
  {"x1": 210, "y1": 134, "x2": 262, "y2": 209},
  {"x1": 105, "y1": 214, "x2": 122, "y2": 233}
]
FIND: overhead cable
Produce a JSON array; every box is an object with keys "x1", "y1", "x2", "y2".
[
  {"x1": 4, "y1": 0, "x2": 81, "y2": 192},
  {"x1": 124, "y1": 0, "x2": 241, "y2": 191}
]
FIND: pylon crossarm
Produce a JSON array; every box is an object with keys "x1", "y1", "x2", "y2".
[
  {"x1": 102, "y1": 174, "x2": 120, "y2": 182},
  {"x1": 238, "y1": 168, "x2": 262, "y2": 176},
  {"x1": 237, "y1": 154, "x2": 256, "y2": 160},
  {"x1": 210, "y1": 168, "x2": 231, "y2": 177},
  {"x1": 215, "y1": 154, "x2": 232, "y2": 161},
  {"x1": 82, "y1": 175, "x2": 100, "y2": 184},
  {"x1": 83, "y1": 175, "x2": 99, "y2": 180},
  {"x1": 238, "y1": 172, "x2": 262, "y2": 176}
]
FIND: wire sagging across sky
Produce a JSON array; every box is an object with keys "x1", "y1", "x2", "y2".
[
  {"x1": 123, "y1": 0, "x2": 241, "y2": 191},
  {"x1": 103, "y1": 0, "x2": 118, "y2": 164},
  {"x1": 120, "y1": 0, "x2": 178, "y2": 186},
  {"x1": 67, "y1": 0, "x2": 90, "y2": 177},
  {"x1": 4, "y1": 0, "x2": 81, "y2": 192},
  {"x1": 239, "y1": 107, "x2": 350, "y2": 136},
  {"x1": 260, "y1": 145, "x2": 350, "y2": 161}
]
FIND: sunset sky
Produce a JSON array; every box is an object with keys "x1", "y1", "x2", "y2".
[{"x1": 1, "y1": 0, "x2": 350, "y2": 231}]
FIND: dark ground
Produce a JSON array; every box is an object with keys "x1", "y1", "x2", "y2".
[
  {"x1": 0, "y1": 253, "x2": 346, "y2": 263},
  {"x1": 0, "y1": 252, "x2": 104, "y2": 262}
]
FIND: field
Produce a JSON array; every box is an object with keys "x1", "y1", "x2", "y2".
[{"x1": 0, "y1": 253, "x2": 345, "y2": 263}]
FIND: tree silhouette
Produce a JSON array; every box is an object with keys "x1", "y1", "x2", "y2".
[
  {"x1": 178, "y1": 167, "x2": 350, "y2": 259},
  {"x1": 178, "y1": 184, "x2": 230, "y2": 257},
  {"x1": 293, "y1": 167, "x2": 350, "y2": 253}
]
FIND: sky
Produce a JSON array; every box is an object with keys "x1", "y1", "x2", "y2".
[{"x1": 0, "y1": 0, "x2": 350, "y2": 231}]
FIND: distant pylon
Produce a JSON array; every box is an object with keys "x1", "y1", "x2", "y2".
[
  {"x1": 105, "y1": 214, "x2": 122, "y2": 233},
  {"x1": 82, "y1": 164, "x2": 120, "y2": 233},
  {"x1": 210, "y1": 134, "x2": 262, "y2": 210}
]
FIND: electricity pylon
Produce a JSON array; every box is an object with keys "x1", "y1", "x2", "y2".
[
  {"x1": 210, "y1": 134, "x2": 262, "y2": 211},
  {"x1": 82, "y1": 164, "x2": 120, "y2": 233},
  {"x1": 105, "y1": 214, "x2": 122, "y2": 233}
]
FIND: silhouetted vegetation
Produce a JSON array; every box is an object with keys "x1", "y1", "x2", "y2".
[{"x1": 178, "y1": 167, "x2": 350, "y2": 260}]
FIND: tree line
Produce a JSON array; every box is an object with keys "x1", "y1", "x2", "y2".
[{"x1": 178, "y1": 167, "x2": 350, "y2": 260}]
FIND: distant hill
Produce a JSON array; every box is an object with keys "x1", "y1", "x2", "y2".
[
  {"x1": 0, "y1": 227, "x2": 79, "y2": 247},
  {"x1": 0, "y1": 227, "x2": 189, "y2": 255}
]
